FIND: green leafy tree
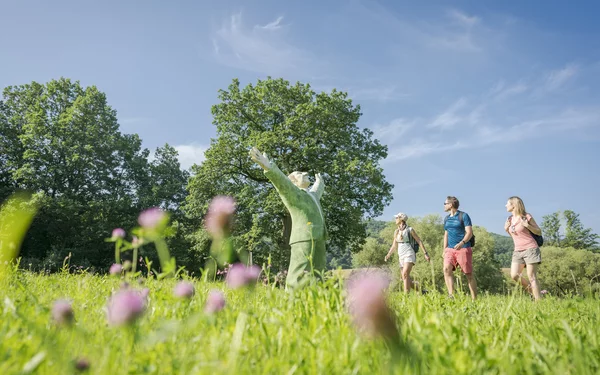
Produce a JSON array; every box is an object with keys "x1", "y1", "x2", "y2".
[
  {"x1": 185, "y1": 78, "x2": 393, "y2": 270},
  {"x1": 563, "y1": 210, "x2": 599, "y2": 251},
  {"x1": 541, "y1": 212, "x2": 562, "y2": 247},
  {"x1": 491, "y1": 233, "x2": 513, "y2": 268},
  {"x1": 0, "y1": 78, "x2": 190, "y2": 270},
  {"x1": 537, "y1": 246, "x2": 600, "y2": 296}
]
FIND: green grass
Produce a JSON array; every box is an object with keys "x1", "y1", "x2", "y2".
[{"x1": 1, "y1": 270, "x2": 599, "y2": 374}]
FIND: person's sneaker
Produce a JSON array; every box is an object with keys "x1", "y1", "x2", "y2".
[
  {"x1": 448, "y1": 294, "x2": 455, "y2": 299},
  {"x1": 421, "y1": 288, "x2": 429, "y2": 295}
]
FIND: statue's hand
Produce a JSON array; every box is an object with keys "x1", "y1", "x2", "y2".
[
  {"x1": 249, "y1": 147, "x2": 272, "y2": 170},
  {"x1": 315, "y1": 173, "x2": 322, "y2": 183}
]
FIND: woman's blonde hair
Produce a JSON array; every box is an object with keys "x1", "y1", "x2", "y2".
[{"x1": 508, "y1": 196, "x2": 527, "y2": 217}]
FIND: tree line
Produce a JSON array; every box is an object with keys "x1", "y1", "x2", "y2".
[
  {"x1": 1, "y1": 77, "x2": 392, "y2": 273},
  {"x1": 2, "y1": 77, "x2": 598, "y2": 293}
]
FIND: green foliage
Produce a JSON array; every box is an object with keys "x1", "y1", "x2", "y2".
[
  {"x1": 0, "y1": 79, "x2": 191, "y2": 272},
  {"x1": 2, "y1": 272, "x2": 600, "y2": 374},
  {"x1": 563, "y1": 210, "x2": 599, "y2": 250},
  {"x1": 491, "y1": 233, "x2": 513, "y2": 268},
  {"x1": 537, "y1": 246, "x2": 600, "y2": 296},
  {"x1": 185, "y1": 78, "x2": 393, "y2": 270},
  {"x1": 351, "y1": 237, "x2": 389, "y2": 268},
  {"x1": 541, "y1": 210, "x2": 599, "y2": 251},
  {"x1": 541, "y1": 211, "x2": 562, "y2": 247},
  {"x1": 0, "y1": 193, "x2": 38, "y2": 273}
]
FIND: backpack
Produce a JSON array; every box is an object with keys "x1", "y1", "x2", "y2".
[
  {"x1": 509, "y1": 216, "x2": 544, "y2": 247},
  {"x1": 444, "y1": 211, "x2": 475, "y2": 247},
  {"x1": 407, "y1": 227, "x2": 419, "y2": 253},
  {"x1": 529, "y1": 230, "x2": 544, "y2": 247}
]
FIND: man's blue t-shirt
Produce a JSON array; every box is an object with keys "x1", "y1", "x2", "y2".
[{"x1": 444, "y1": 211, "x2": 472, "y2": 248}]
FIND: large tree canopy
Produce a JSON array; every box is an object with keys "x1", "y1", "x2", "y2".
[
  {"x1": 185, "y1": 77, "x2": 393, "y2": 269},
  {"x1": 0, "y1": 78, "x2": 190, "y2": 270}
]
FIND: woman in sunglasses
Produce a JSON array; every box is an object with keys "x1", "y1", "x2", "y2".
[{"x1": 505, "y1": 196, "x2": 543, "y2": 301}]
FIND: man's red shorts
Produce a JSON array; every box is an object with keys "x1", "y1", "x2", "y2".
[{"x1": 444, "y1": 247, "x2": 473, "y2": 274}]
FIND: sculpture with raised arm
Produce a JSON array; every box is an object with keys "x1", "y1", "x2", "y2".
[{"x1": 249, "y1": 147, "x2": 327, "y2": 289}]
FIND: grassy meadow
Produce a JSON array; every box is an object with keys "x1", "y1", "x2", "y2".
[{"x1": 1, "y1": 269, "x2": 599, "y2": 375}]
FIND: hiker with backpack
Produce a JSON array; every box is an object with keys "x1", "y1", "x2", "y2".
[
  {"x1": 505, "y1": 196, "x2": 544, "y2": 301},
  {"x1": 384, "y1": 212, "x2": 431, "y2": 293},
  {"x1": 443, "y1": 196, "x2": 477, "y2": 300}
]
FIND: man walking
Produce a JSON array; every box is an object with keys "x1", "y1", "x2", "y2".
[{"x1": 443, "y1": 196, "x2": 477, "y2": 300}]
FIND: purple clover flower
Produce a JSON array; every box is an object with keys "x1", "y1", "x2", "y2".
[
  {"x1": 111, "y1": 228, "x2": 126, "y2": 240},
  {"x1": 106, "y1": 289, "x2": 146, "y2": 326},
  {"x1": 138, "y1": 207, "x2": 167, "y2": 229},
  {"x1": 52, "y1": 299, "x2": 74, "y2": 326},
  {"x1": 204, "y1": 196, "x2": 236, "y2": 237},
  {"x1": 109, "y1": 263, "x2": 123, "y2": 276},
  {"x1": 204, "y1": 290, "x2": 226, "y2": 314},
  {"x1": 173, "y1": 281, "x2": 195, "y2": 299},
  {"x1": 346, "y1": 270, "x2": 397, "y2": 339},
  {"x1": 226, "y1": 263, "x2": 261, "y2": 289}
]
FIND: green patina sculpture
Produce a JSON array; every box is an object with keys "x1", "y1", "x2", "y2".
[{"x1": 249, "y1": 147, "x2": 326, "y2": 288}]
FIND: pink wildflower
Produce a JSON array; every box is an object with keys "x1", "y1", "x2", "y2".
[
  {"x1": 346, "y1": 270, "x2": 397, "y2": 339},
  {"x1": 52, "y1": 299, "x2": 74, "y2": 326},
  {"x1": 106, "y1": 290, "x2": 146, "y2": 326},
  {"x1": 204, "y1": 290, "x2": 226, "y2": 314},
  {"x1": 204, "y1": 196, "x2": 236, "y2": 237},
  {"x1": 138, "y1": 207, "x2": 166, "y2": 229},
  {"x1": 173, "y1": 281, "x2": 195, "y2": 299},
  {"x1": 111, "y1": 228, "x2": 126, "y2": 240},
  {"x1": 226, "y1": 263, "x2": 261, "y2": 289},
  {"x1": 109, "y1": 263, "x2": 123, "y2": 276}
]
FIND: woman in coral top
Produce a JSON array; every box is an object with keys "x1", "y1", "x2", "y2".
[{"x1": 504, "y1": 196, "x2": 543, "y2": 300}]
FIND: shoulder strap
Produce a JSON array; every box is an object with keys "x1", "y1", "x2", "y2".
[{"x1": 459, "y1": 211, "x2": 464, "y2": 227}]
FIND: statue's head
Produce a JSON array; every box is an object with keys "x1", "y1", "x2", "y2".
[{"x1": 288, "y1": 171, "x2": 310, "y2": 189}]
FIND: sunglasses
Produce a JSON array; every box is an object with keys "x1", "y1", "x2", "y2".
[{"x1": 444, "y1": 202, "x2": 450, "y2": 205}]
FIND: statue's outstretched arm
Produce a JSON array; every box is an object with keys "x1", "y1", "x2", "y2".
[
  {"x1": 249, "y1": 147, "x2": 301, "y2": 205},
  {"x1": 309, "y1": 173, "x2": 324, "y2": 199}
]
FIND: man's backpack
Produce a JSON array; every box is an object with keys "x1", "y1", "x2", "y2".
[{"x1": 444, "y1": 211, "x2": 475, "y2": 247}]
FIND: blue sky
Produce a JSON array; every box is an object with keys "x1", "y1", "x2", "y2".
[{"x1": 1, "y1": 0, "x2": 599, "y2": 236}]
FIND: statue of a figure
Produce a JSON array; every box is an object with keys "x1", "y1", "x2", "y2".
[{"x1": 249, "y1": 147, "x2": 326, "y2": 288}]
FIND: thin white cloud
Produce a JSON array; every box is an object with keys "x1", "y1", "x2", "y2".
[
  {"x1": 447, "y1": 9, "x2": 480, "y2": 28},
  {"x1": 544, "y1": 64, "x2": 578, "y2": 91},
  {"x1": 489, "y1": 81, "x2": 528, "y2": 101},
  {"x1": 428, "y1": 98, "x2": 468, "y2": 129},
  {"x1": 379, "y1": 64, "x2": 599, "y2": 162},
  {"x1": 174, "y1": 144, "x2": 207, "y2": 170},
  {"x1": 255, "y1": 16, "x2": 285, "y2": 31},
  {"x1": 386, "y1": 139, "x2": 465, "y2": 161},
  {"x1": 424, "y1": 9, "x2": 484, "y2": 52},
  {"x1": 372, "y1": 118, "x2": 415, "y2": 143},
  {"x1": 210, "y1": 13, "x2": 317, "y2": 76}
]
